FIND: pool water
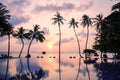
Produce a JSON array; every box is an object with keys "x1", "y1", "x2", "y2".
[{"x1": 0, "y1": 52, "x2": 120, "y2": 80}]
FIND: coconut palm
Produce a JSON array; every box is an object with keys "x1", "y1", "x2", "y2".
[
  {"x1": 26, "y1": 24, "x2": 45, "y2": 58},
  {"x1": 112, "y1": 2, "x2": 120, "y2": 11},
  {"x1": 52, "y1": 12, "x2": 65, "y2": 73},
  {"x1": 81, "y1": 15, "x2": 92, "y2": 58},
  {"x1": 0, "y1": 2, "x2": 12, "y2": 57},
  {"x1": 93, "y1": 14, "x2": 105, "y2": 33},
  {"x1": 13, "y1": 27, "x2": 26, "y2": 57},
  {"x1": 69, "y1": 18, "x2": 83, "y2": 58}
]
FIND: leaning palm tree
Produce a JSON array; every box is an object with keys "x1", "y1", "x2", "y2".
[
  {"x1": 25, "y1": 24, "x2": 45, "y2": 58},
  {"x1": 112, "y1": 2, "x2": 120, "y2": 11},
  {"x1": 81, "y1": 14, "x2": 92, "y2": 53},
  {"x1": 13, "y1": 27, "x2": 26, "y2": 57},
  {"x1": 69, "y1": 18, "x2": 83, "y2": 58},
  {"x1": 52, "y1": 12, "x2": 65, "y2": 75}
]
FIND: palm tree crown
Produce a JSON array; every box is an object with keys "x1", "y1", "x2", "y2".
[
  {"x1": 69, "y1": 18, "x2": 79, "y2": 28},
  {"x1": 81, "y1": 15, "x2": 92, "y2": 27},
  {"x1": 52, "y1": 12, "x2": 65, "y2": 26}
]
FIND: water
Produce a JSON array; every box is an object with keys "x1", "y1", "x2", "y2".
[{"x1": 0, "y1": 52, "x2": 120, "y2": 80}]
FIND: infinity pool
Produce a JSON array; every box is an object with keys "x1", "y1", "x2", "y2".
[{"x1": 0, "y1": 53, "x2": 120, "y2": 80}]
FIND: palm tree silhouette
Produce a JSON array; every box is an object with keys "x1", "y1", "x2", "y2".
[
  {"x1": 93, "y1": 14, "x2": 105, "y2": 33},
  {"x1": 52, "y1": 12, "x2": 65, "y2": 71},
  {"x1": 26, "y1": 24, "x2": 45, "y2": 58},
  {"x1": 0, "y1": 2, "x2": 12, "y2": 57},
  {"x1": 69, "y1": 18, "x2": 83, "y2": 58},
  {"x1": 93, "y1": 14, "x2": 106, "y2": 58},
  {"x1": 112, "y1": 2, "x2": 120, "y2": 11},
  {"x1": 13, "y1": 27, "x2": 26, "y2": 57},
  {"x1": 81, "y1": 15, "x2": 92, "y2": 58}
]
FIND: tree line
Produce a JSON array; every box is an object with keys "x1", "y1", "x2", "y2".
[{"x1": 0, "y1": 2, "x2": 120, "y2": 58}]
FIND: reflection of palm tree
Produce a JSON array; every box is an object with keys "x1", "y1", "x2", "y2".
[
  {"x1": 19, "y1": 58, "x2": 23, "y2": 75},
  {"x1": 26, "y1": 25, "x2": 45, "y2": 57},
  {"x1": 5, "y1": 59, "x2": 9, "y2": 80},
  {"x1": 112, "y1": 2, "x2": 120, "y2": 11},
  {"x1": 76, "y1": 58, "x2": 81, "y2": 80},
  {"x1": 69, "y1": 18, "x2": 83, "y2": 58},
  {"x1": 59, "y1": 57, "x2": 61, "y2": 80},
  {"x1": 13, "y1": 27, "x2": 26, "y2": 57},
  {"x1": 52, "y1": 12, "x2": 65, "y2": 74},
  {"x1": 86, "y1": 62, "x2": 90, "y2": 80},
  {"x1": 81, "y1": 15, "x2": 92, "y2": 58}
]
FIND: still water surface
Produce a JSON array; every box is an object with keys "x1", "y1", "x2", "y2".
[{"x1": 0, "y1": 52, "x2": 120, "y2": 80}]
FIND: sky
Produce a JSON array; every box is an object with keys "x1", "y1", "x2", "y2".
[{"x1": 0, "y1": 0, "x2": 119, "y2": 53}]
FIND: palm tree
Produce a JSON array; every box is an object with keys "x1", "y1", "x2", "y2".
[
  {"x1": 93, "y1": 14, "x2": 105, "y2": 58},
  {"x1": 52, "y1": 12, "x2": 65, "y2": 72},
  {"x1": 26, "y1": 24, "x2": 45, "y2": 58},
  {"x1": 0, "y1": 2, "x2": 12, "y2": 57},
  {"x1": 13, "y1": 27, "x2": 26, "y2": 57},
  {"x1": 81, "y1": 15, "x2": 92, "y2": 58},
  {"x1": 112, "y1": 2, "x2": 120, "y2": 11},
  {"x1": 93, "y1": 14, "x2": 105, "y2": 33},
  {"x1": 69, "y1": 18, "x2": 83, "y2": 58}
]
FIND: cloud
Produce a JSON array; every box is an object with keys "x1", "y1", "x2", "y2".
[
  {"x1": 77, "y1": 1, "x2": 93, "y2": 11},
  {"x1": 10, "y1": 16, "x2": 30, "y2": 26},
  {"x1": 34, "y1": 1, "x2": 93, "y2": 13},
  {"x1": 42, "y1": 27, "x2": 50, "y2": 35},
  {"x1": 34, "y1": 3, "x2": 75, "y2": 12},
  {"x1": 53, "y1": 37, "x2": 74, "y2": 46}
]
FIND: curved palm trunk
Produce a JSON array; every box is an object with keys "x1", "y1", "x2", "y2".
[
  {"x1": 27, "y1": 38, "x2": 34, "y2": 55},
  {"x1": 76, "y1": 58, "x2": 81, "y2": 80},
  {"x1": 19, "y1": 38, "x2": 24, "y2": 57},
  {"x1": 58, "y1": 23, "x2": 61, "y2": 80},
  {"x1": 85, "y1": 27, "x2": 89, "y2": 49},
  {"x1": 8, "y1": 35, "x2": 10, "y2": 57},
  {"x1": 73, "y1": 28, "x2": 83, "y2": 58},
  {"x1": 85, "y1": 27, "x2": 89, "y2": 58},
  {"x1": 19, "y1": 58, "x2": 23, "y2": 75}
]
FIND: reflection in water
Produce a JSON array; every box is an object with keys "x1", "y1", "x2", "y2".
[
  {"x1": 9, "y1": 58, "x2": 48, "y2": 80},
  {"x1": 1, "y1": 53, "x2": 120, "y2": 80},
  {"x1": 76, "y1": 58, "x2": 81, "y2": 80},
  {"x1": 94, "y1": 59, "x2": 120, "y2": 80},
  {"x1": 5, "y1": 59, "x2": 9, "y2": 80}
]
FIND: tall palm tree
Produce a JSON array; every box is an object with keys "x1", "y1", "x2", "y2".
[
  {"x1": 93, "y1": 14, "x2": 106, "y2": 58},
  {"x1": 0, "y1": 2, "x2": 12, "y2": 57},
  {"x1": 26, "y1": 24, "x2": 45, "y2": 58},
  {"x1": 112, "y1": 2, "x2": 120, "y2": 11},
  {"x1": 81, "y1": 15, "x2": 92, "y2": 58},
  {"x1": 52, "y1": 12, "x2": 65, "y2": 72},
  {"x1": 69, "y1": 18, "x2": 83, "y2": 58},
  {"x1": 13, "y1": 27, "x2": 26, "y2": 57}
]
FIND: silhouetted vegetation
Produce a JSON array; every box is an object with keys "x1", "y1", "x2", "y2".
[
  {"x1": 0, "y1": 2, "x2": 13, "y2": 57},
  {"x1": 25, "y1": 25, "x2": 45, "y2": 58},
  {"x1": 69, "y1": 18, "x2": 83, "y2": 58}
]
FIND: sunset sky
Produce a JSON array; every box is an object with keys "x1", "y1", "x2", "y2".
[{"x1": 0, "y1": 0, "x2": 118, "y2": 53}]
